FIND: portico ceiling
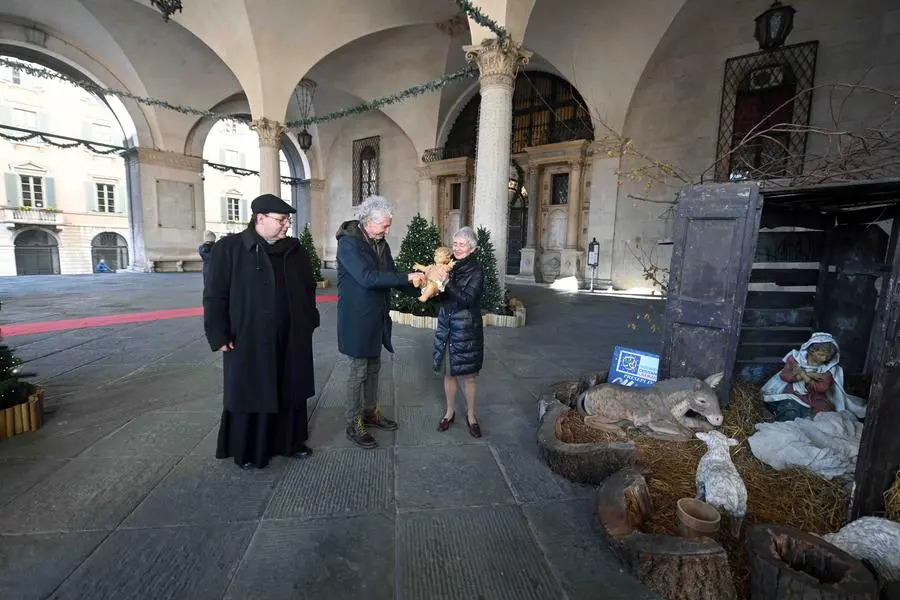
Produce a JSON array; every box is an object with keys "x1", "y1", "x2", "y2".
[{"x1": 1, "y1": 0, "x2": 693, "y2": 155}]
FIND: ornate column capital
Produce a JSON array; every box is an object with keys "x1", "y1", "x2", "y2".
[
  {"x1": 463, "y1": 38, "x2": 532, "y2": 89},
  {"x1": 416, "y1": 166, "x2": 429, "y2": 180},
  {"x1": 250, "y1": 118, "x2": 286, "y2": 148},
  {"x1": 569, "y1": 161, "x2": 583, "y2": 173}
]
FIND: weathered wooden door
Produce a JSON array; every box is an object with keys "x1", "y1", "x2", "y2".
[
  {"x1": 660, "y1": 183, "x2": 763, "y2": 403},
  {"x1": 852, "y1": 226, "x2": 900, "y2": 518}
]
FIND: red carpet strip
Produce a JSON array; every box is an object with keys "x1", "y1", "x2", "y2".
[{"x1": 2, "y1": 294, "x2": 338, "y2": 337}]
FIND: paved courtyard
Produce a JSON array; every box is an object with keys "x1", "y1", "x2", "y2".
[{"x1": 0, "y1": 272, "x2": 663, "y2": 600}]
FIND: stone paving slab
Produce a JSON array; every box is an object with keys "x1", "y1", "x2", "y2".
[
  {"x1": 491, "y1": 444, "x2": 594, "y2": 504},
  {"x1": 0, "y1": 530, "x2": 109, "y2": 600},
  {"x1": 0, "y1": 457, "x2": 68, "y2": 508},
  {"x1": 307, "y1": 407, "x2": 397, "y2": 449},
  {"x1": 80, "y1": 411, "x2": 221, "y2": 458},
  {"x1": 395, "y1": 445, "x2": 514, "y2": 510},
  {"x1": 51, "y1": 523, "x2": 256, "y2": 600},
  {"x1": 397, "y1": 505, "x2": 562, "y2": 600},
  {"x1": 224, "y1": 513, "x2": 395, "y2": 600},
  {"x1": 394, "y1": 405, "x2": 486, "y2": 447},
  {"x1": 189, "y1": 424, "x2": 221, "y2": 457},
  {"x1": 0, "y1": 422, "x2": 127, "y2": 460},
  {"x1": 264, "y1": 448, "x2": 394, "y2": 519},
  {"x1": 522, "y1": 499, "x2": 663, "y2": 600},
  {"x1": 0, "y1": 456, "x2": 178, "y2": 533},
  {"x1": 154, "y1": 393, "x2": 222, "y2": 413},
  {"x1": 122, "y1": 456, "x2": 284, "y2": 528}
]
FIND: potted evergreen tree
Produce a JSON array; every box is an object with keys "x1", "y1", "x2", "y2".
[{"x1": 299, "y1": 225, "x2": 328, "y2": 288}]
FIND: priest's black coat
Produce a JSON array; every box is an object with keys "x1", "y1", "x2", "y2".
[{"x1": 203, "y1": 227, "x2": 320, "y2": 414}]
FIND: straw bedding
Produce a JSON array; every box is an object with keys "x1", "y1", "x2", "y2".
[{"x1": 557, "y1": 381, "x2": 851, "y2": 599}]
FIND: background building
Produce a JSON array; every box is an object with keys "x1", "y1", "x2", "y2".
[{"x1": 0, "y1": 61, "x2": 291, "y2": 276}]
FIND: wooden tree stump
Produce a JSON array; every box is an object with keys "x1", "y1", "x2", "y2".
[
  {"x1": 748, "y1": 524, "x2": 879, "y2": 600},
  {"x1": 596, "y1": 470, "x2": 737, "y2": 600},
  {"x1": 537, "y1": 401, "x2": 638, "y2": 484}
]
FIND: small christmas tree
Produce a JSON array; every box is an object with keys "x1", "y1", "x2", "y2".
[
  {"x1": 475, "y1": 226, "x2": 505, "y2": 314},
  {"x1": 0, "y1": 336, "x2": 36, "y2": 410},
  {"x1": 299, "y1": 225, "x2": 322, "y2": 282},
  {"x1": 392, "y1": 214, "x2": 441, "y2": 316}
]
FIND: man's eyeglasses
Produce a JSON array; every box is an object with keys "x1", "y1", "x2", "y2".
[{"x1": 264, "y1": 214, "x2": 292, "y2": 225}]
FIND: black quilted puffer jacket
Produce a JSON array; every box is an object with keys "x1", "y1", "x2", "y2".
[{"x1": 432, "y1": 252, "x2": 485, "y2": 377}]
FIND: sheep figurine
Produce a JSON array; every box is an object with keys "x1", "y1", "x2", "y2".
[
  {"x1": 695, "y1": 430, "x2": 748, "y2": 537},
  {"x1": 821, "y1": 517, "x2": 900, "y2": 585}
]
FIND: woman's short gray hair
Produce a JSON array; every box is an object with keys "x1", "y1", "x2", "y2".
[
  {"x1": 356, "y1": 195, "x2": 393, "y2": 224},
  {"x1": 453, "y1": 226, "x2": 478, "y2": 251}
]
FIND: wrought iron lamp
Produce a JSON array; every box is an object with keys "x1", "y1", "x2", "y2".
[
  {"x1": 292, "y1": 80, "x2": 317, "y2": 152},
  {"x1": 754, "y1": 1, "x2": 796, "y2": 50},
  {"x1": 297, "y1": 129, "x2": 313, "y2": 151}
]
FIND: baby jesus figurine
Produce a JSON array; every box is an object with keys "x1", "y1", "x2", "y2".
[
  {"x1": 761, "y1": 332, "x2": 866, "y2": 421},
  {"x1": 412, "y1": 246, "x2": 456, "y2": 302}
]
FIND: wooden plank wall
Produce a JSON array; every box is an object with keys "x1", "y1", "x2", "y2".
[{"x1": 736, "y1": 226, "x2": 824, "y2": 383}]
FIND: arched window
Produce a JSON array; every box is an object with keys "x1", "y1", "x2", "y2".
[
  {"x1": 14, "y1": 229, "x2": 60, "y2": 276},
  {"x1": 441, "y1": 72, "x2": 594, "y2": 160},
  {"x1": 91, "y1": 232, "x2": 129, "y2": 271},
  {"x1": 360, "y1": 146, "x2": 377, "y2": 201},
  {"x1": 352, "y1": 136, "x2": 380, "y2": 205},
  {"x1": 728, "y1": 64, "x2": 796, "y2": 180},
  {"x1": 713, "y1": 41, "x2": 818, "y2": 181}
]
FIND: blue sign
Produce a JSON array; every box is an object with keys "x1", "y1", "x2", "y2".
[{"x1": 610, "y1": 346, "x2": 660, "y2": 387}]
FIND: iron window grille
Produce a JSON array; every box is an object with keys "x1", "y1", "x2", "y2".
[{"x1": 714, "y1": 41, "x2": 818, "y2": 182}]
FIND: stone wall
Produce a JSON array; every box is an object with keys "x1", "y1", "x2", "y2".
[{"x1": 609, "y1": 0, "x2": 900, "y2": 290}]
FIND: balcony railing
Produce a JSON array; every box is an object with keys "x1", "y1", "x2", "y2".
[{"x1": 1, "y1": 207, "x2": 64, "y2": 225}]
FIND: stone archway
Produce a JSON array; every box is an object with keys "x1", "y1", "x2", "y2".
[
  {"x1": 91, "y1": 232, "x2": 130, "y2": 272},
  {"x1": 14, "y1": 228, "x2": 60, "y2": 276}
]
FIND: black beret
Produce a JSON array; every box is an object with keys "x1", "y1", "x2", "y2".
[{"x1": 251, "y1": 194, "x2": 296, "y2": 215}]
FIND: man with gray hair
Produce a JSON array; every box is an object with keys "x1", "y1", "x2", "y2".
[{"x1": 336, "y1": 195, "x2": 426, "y2": 448}]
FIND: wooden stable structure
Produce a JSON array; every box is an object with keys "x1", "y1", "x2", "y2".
[{"x1": 660, "y1": 179, "x2": 900, "y2": 519}]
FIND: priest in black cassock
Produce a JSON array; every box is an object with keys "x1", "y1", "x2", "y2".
[{"x1": 203, "y1": 193, "x2": 320, "y2": 469}]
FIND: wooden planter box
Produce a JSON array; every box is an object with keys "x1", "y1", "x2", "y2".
[
  {"x1": 389, "y1": 298, "x2": 527, "y2": 330},
  {"x1": 0, "y1": 387, "x2": 44, "y2": 441}
]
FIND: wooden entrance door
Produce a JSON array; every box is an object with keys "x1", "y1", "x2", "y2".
[{"x1": 660, "y1": 183, "x2": 763, "y2": 403}]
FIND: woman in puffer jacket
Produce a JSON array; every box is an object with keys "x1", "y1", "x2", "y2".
[{"x1": 432, "y1": 226, "x2": 485, "y2": 438}]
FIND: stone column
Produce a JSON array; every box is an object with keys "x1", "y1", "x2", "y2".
[
  {"x1": 559, "y1": 161, "x2": 584, "y2": 282},
  {"x1": 123, "y1": 148, "x2": 205, "y2": 272},
  {"x1": 308, "y1": 179, "x2": 328, "y2": 265},
  {"x1": 566, "y1": 162, "x2": 583, "y2": 248},
  {"x1": 464, "y1": 38, "x2": 532, "y2": 293},
  {"x1": 250, "y1": 118, "x2": 286, "y2": 196},
  {"x1": 518, "y1": 164, "x2": 541, "y2": 279},
  {"x1": 458, "y1": 175, "x2": 469, "y2": 227}
]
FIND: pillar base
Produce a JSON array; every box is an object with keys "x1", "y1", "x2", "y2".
[
  {"x1": 559, "y1": 248, "x2": 584, "y2": 282},
  {"x1": 519, "y1": 247, "x2": 537, "y2": 278}
]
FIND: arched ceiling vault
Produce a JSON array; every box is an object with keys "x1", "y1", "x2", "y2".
[{"x1": 150, "y1": 0, "x2": 461, "y2": 121}]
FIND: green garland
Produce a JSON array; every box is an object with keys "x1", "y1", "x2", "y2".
[
  {"x1": 0, "y1": 57, "x2": 232, "y2": 122},
  {"x1": 285, "y1": 67, "x2": 477, "y2": 128},
  {"x1": 455, "y1": 0, "x2": 508, "y2": 39},
  {"x1": 0, "y1": 0, "x2": 508, "y2": 129}
]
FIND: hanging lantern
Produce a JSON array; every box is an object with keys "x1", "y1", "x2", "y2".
[
  {"x1": 150, "y1": 0, "x2": 183, "y2": 22},
  {"x1": 754, "y1": 1, "x2": 796, "y2": 51},
  {"x1": 297, "y1": 129, "x2": 313, "y2": 151}
]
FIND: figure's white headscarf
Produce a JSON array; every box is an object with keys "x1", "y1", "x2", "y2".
[{"x1": 761, "y1": 332, "x2": 866, "y2": 418}]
